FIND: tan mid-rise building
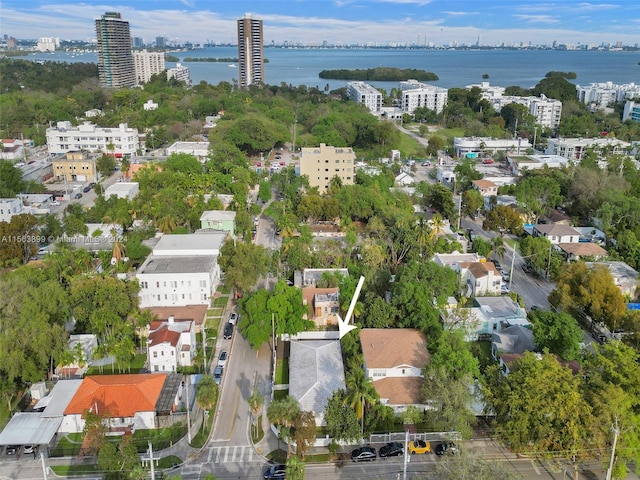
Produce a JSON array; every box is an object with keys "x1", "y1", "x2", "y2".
[
  {"x1": 52, "y1": 151, "x2": 99, "y2": 183},
  {"x1": 299, "y1": 143, "x2": 356, "y2": 193}
]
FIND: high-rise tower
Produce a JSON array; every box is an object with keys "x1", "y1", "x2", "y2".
[
  {"x1": 237, "y1": 14, "x2": 264, "y2": 89},
  {"x1": 95, "y1": 12, "x2": 136, "y2": 88}
]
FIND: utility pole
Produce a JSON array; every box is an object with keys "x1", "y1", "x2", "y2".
[
  {"x1": 509, "y1": 242, "x2": 517, "y2": 292},
  {"x1": 605, "y1": 419, "x2": 620, "y2": 480},
  {"x1": 148, "y1": 441, "x2": 156, "y2": 480},
  {"x1": 402, "y1": 429, "x2": 409, "y2": 480},
  {"x1": 533, "y1": 126, "x2": 538, "y2": 152},
  {"x1": 185, "y1": 376, "x2": 192, "y2": 443}
]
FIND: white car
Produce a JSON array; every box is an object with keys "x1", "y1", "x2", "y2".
[
  {"x1": 229, "y1": 312, "x2": 238, "y2": 325},
  {"x1": 501, "y1": 284, "x2": 511, "y2": 295},
  {"x1": 49, "y1": 201, "x2": 60, "y2": 206},
  {"x1": 217, "y1": 350, "x2": 228, "y2": 368}
]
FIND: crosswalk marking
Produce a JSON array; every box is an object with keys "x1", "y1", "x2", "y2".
[{"x1": 208, "y1": 446, "x2": 260, "y2": 465}]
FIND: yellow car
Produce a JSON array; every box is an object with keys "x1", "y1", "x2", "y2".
[{"x1": 408, "y1": 439, "x2": 431, "y2": 454}]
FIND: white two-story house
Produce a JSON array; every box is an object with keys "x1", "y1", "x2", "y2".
[
  {"x1": 147, "y1": 317, "x2": 196, "y2": 372},
  {"x1": 360, "y1": 329, "x2": 430, "y2": 414},
  {"x1": 461, "y1": 261, "x2": 502, "y2": 297}
]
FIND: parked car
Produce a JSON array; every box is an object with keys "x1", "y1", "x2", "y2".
[
  {"x1": 492, "y1": 260, "x2": 502, "y2": 271},
  {"x1": 422, "y1": 161, "x2": 431, "y2": 167},
  {"x1": 262, "y1": 463, "x2": 286, "y2": 479},
  {"x1": 213, "y1": 365, "x2": 223, "y2": 385},
  {"x1": 501, "y1": 284, "x2": 511, "y2": 295},
  {"x1": 229, "y1": 312, "x2": 238, "y2": 325},
  {"x1": 88, "y1": 182, "x2": 96, "y2": 189},
  {"x1": 217, "y1": 350, "x2": 228, "y2": 368},
  {"x1": 351, "y1": 446, "x2": 377, "y2": 462},
  {"x1": 434, "y1": 442, "x2": 459, "y2": 456},
  {"x1": 73, "y1": 192, "x2": 82, "y2": 200},
  {"x1": 408, "y1": 439, "x2": 431, "y2": 454},
  {"x1": 22, "y1": 445, "x2": 35, "y2": 455},
  {"x1": 379, "y1": 442, "x2": 403, "y2": 458},
  {"x1": 5, "y1": 445, "x2": 18, "y2": 455},
  {"x1": 82, "y1": 185, "x2": 91, "y2": 193},
  {"x1": 521, "y1": 263, "x2": 533, "y2": 274},
  {"x1": 49, "y1": 200, "x2": 60, "y2": 206},
  {"x1": 223, "y1": 322, "x2": 233, "y2": 340},
  {"x1": 482, "y1": 158, "x2": 494, "y2": 164}
]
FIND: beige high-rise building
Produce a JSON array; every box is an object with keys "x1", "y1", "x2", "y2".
[
  {"x1": 237, "y1": 14, "x2": 264, "y2": 89},
  {"x1": 95, "y1": 12, "x2": 136, "y2": 88},
  {"x1": 133, "y1": 50, "x2": 166, "y2": 84},
  {"x1": 299, "y1": 144, "x2": 356, "y2": 193}
]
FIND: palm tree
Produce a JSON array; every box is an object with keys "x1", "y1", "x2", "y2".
[
  {"x1": 489, "y1": 236, "x2": 507, "y2": 261},
  {"x1": 285, "y1": 455, "x2": 305, "y2": 480},
  {"x1": 429, "y1": 213, "x2": 445, "y2": 244},
  {"x1": 343, "y1": 360, "x2": 377, "y2": 434},
  {"x1": 157, "y1": 215, "x2": 177, "y2": 234},
  {"x1": 111, "y1": 228, "x2": 126, "y2": 268},
  {"x1": 415, "y1": 217, "x2": 430, "y2": 257},
  {"x1": 267, "y1": 395, "x2": 300, "y2": 456},
  {"x1": 248, "y1": 389, "x2": 264, "y2": 438},
  {"x1": 195, "y1": 375, "x2": 219, "y2": 427}
]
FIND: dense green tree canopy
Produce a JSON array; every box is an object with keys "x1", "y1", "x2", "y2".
[{"x1": 530, "y1": 310, "x2": 583, "y2": 360}]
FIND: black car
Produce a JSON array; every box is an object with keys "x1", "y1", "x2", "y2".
[
  {"x1": 379, "y1": 442, "x2": 403, "y2": 458},
  {"x1": 223, "y1": 322, "x2": 233, "y2": 340},
  {"x1": 262, "y1": 463, "x2": 286, "y2": 479},
  {"x1": 82, "y1": 185, "x2": 91, "y2": 193},
  {"x1": 351, "y1": 446, "x2": 377, "y2": 462},
  {"x1": 521, "y1": 263, "x2": 533, "y2": 274},
  {"x1": 434, "y1": 442, "x2": 459, "y2": 456},
  {"x1": 5, "y1": 445, "x2": 18, "y2": 455},
  {"x1": 73, "y1": 192, "x2": 82, "y2": 200}
]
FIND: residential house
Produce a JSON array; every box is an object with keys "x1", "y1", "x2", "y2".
[
  {"x1": 301, "y1": 287, "x2": 340, "y2": 327},
  {"x1": 586, "y1": 261, "x2": 639, "y2": 299},
  {"x1": 461, "y1": 261, "x2": 502, "y2": 297},
  {"x1": 199, "y1": 210, "x2": 237, "y2": 237},
  {"x1": 137, "y1": 232, "x2": 227, "y2": 308},
  {"x1": 61, "y1": 373, "x2": 181, "y2": 433},
  {"x1": 147, "y1": 316, "x2": 196, "y2": 372},
  {"x1": 557, "y1": 242, "x2": 608, "y2": 261},
  {"x1": 395, "y1": 172, "x2": 415, "y2": 186},
  {"x1": 443, "y1": 296, "x2": 529, "y2": 341},
  {"x1": 533, "y1": 224, "x2": 580, "y2": 244},
  {"x1": 360, "y1": 329, "x2": 430, "y2": 414},
  {"x1": 289, "y1": 340, "x2": 346, "y2": 425},
  {"x1": 433, "y1": 252, "x2": 483, "y2": 273},
  {"x1": 491, "y1": 324, "x2": 536, "y2": 361},
  {"x1": 0, "y1": 197, "x2": 31, "y2": 223},
  {"x1": 144, "y1": 304, "x2": 208, "y2": 333},
  {"x1": 297, "y1": 268, "x2": 349, "y2": 287},
  {"x1": 472, "y1": 179, "x2": 498, "y2": 197},
  {"x1": 0, "y1": 138, "x2": 25, "y2": 160},
  {"x1": 165, "y1": 141, "x2": 210, "y2": 162},
  {"x1": 499, "y1": 352, "x2": 580, "y2": 377},
  {"x1": 56, "y1": 334, "x2": 98, "y2": 377},
  {"x1": 540, "y1": 208, "x2": 572, "y2": 226},
  {"x1": 104, "y1": 182, "x2": 139, "y2": 200}
]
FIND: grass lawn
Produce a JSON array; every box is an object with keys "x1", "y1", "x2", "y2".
[
  {"x1": 50, "y1": 436, "x2": 83, "y2": 457},
  {"x1": 251, "y1": 415, "x2": 264, "y2": 444},
  {"x1": 213, "y1": 296, "x2": 228, "y2": 308},
  {"x1": 206, "y1": 317, "x2": 220, "y2": 338},
  {"x1": 469, "y1": 340, "x2": 495, "y2": 374},
  {"x1": 190, "y1": 417, "x2": 212, "y2": 449},
  {"x1": 397, "y1": 132, "x2": 428, "y2": 158},
  {"x1": 273, "y1": 389, "x2": 289, "y2": 401},
  {"x1": 303, "y1": 453, "x2": 332, "y2": 463},
  {"x1": 217, "y1": 283, "x2": 231, "y2": 294},
  {"x1": 85, "y1": 353, "x2": 146, "y2": 376},
  {"x1": 208, "y1": 307, "x2": 224, "y2": 317},
  {"x1": 131, "y1": 423, "x2": 187, "y2": 451},
  {"x1": 434, "y1": 127, "x2": 466, "y2": 140},
  {"x1": 267, "y1": 449, "x2": 288, "y2": 464},
  {"x1": 157, "y1": 455, "x2": 182, "y2": 468},
  {"x1": 51, "y1": 464, "x2": 102, "y2": 476},
  {"x1": 274, "y1": 358, "x2": 289, "y2": 385}
]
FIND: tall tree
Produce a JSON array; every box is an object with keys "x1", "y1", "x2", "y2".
[
  {"x1": 530, "y1": 310, "x2": 583, "y2": 361},
  {"x1": 292, "y1": 410, "x2": 317, "y2": 458},
  {"x1": 267, "y1": 395, "x2": 300, "y2": 456},
  {"x1": 324, "y1": 389, "x2": 362, "y2": 444},
  {"x1": 343, "y1": 359, "x2": 378, "y2": 434},
  {"x1": 195, "y1": 375, "x2": 219, "y2": 427}
]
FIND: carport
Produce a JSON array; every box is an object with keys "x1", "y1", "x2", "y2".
[{"x1": 0, "y1": 412, "x2": 62, "y2": 458}]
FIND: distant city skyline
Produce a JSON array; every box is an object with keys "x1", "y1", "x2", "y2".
[{"x1": 2, "y1": 1, "x2": 639, "y2": 48}]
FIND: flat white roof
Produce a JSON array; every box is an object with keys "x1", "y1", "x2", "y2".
[
  {"x1": 200, "y1": 210, "x2": 237, "y2": 222},
  {"x1": 0, "y1": 413, "x2": 62, "y2": 446},
  {"x1": 153, "y1": 232, "x2": 228, "y2": 253},
  {"x1": 40, "y1": 379, "x2": 83, "y2": 418}
]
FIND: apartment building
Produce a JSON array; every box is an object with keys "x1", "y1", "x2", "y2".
[
  {"x1": 576, "y1": 82, "x2": 640, "y2": 110},
  {"x1": 544, "y1": 137, "x2": 631, "y2": 161},
  {"x1": 399, "y1": 80, "x2": 448, "y2": 114},
  {"x1": 133, "y1": 50, "x2": 166, "y2": 84},
  {"x1": 52, "y1": 151, "x2": 98, "y2": 183},
  {"x1": 237, "y1": 14, "x2": 264, "y2": 89},
  {"x1": 346, "y1": 81, "x2": 382, "y2": 113},
  {"x1": 46, "y1": 121, "x2": 140, "y2": 157},
  {"x1": 453, "y1": 136, "x2": 532, "y2": 157},
  {"x1": 36, "y1": 37, "x2": 59, "y2": 52},
  {"x1": 167, "y1": 63, "x2": 191, "y2": 86},
  {"x1": 623, "y1": 101, "x2": 640, "y2": 123},
  {"x1": 299, "y1": 143, "x2": 356, "y2": 193},
  {"x1": 95, "y1": 12, "x2": 136, "y2": 88}
]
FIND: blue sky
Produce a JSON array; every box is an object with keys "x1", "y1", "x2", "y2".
[{"x1": 2, "y1": 1, "x2": 639, "y2": 46}]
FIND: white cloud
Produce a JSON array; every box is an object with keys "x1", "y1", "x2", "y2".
[{"x1": 514, "y1": 14, "x2": 561, "y2": 25}]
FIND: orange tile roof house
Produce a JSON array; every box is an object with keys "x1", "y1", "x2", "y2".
[
  {"x1": 360, "y1": 329, "x2": 430, "y2": 413},
  {"x1": 62, "y1": 374, "x2": 175, "y2": 434},
  {"x1": 472, "y1": 179, "x2": 498, "y2": 197}
]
